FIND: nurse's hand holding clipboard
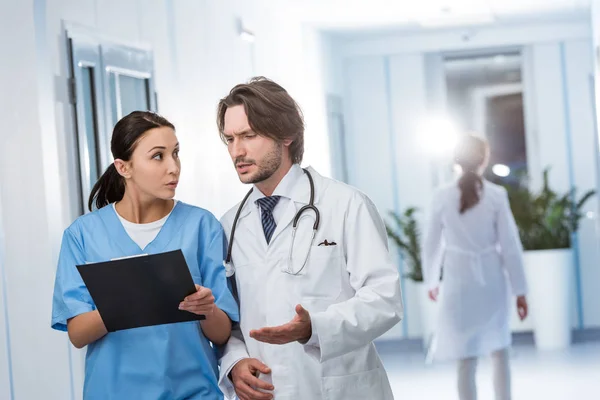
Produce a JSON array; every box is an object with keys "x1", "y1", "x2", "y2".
[
  {"x1": 179, "y1": 284, "x2": 216, "y2": 316},
  {"x1": 179, "y1": 284, "x2": 232, "y2": 345}
]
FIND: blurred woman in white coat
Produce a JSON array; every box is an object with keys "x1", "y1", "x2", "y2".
[{"x1": 422, "y1": 135, "x2": 529, "y2": 400}]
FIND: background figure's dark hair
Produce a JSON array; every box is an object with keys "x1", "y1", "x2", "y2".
[
  {"x1": 454, "y1": 135, "x2": 489, "y2": 214},
  {"x1": 88, "y1": 111, "x2": 175, "y2": 211},
  {"x1": 216, "y1": 76, "x2": 305, "y2": 164}
]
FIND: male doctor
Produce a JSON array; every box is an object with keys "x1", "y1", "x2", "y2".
[{"x1": 216, "y1": 77, "x2": 403, "y2": 400}]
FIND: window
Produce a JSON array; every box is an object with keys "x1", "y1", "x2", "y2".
[{"x1": 67, "y1": 31, "x2": 157, "y2": 214}]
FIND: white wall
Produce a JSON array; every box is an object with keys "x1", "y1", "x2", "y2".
[
  {"x1": 0, "y1": 194, "x2": 11, "y2": 400},
  {"x1": 320, "y1": 34, "x2": 345, "y2": 97},
  {"x1": 342, "y1": 56, "x2": 408, "y2": 339},
  {"x1": 0, "y1": 0, "x2": 331, "y2": 398},
  {"x1": 333, "y1": 18, "x2": 600, "y2": 340},
  {"x1": 0, "y1": 1, "x2": 72, "y2": 398},
  {"x1": 507, "y1": 39, "x2": 600, "y2": 332},
  {"x1": 557, "y1": 40, "x2": 600, "y2": 328},
  {"x1": 341, "y1": 52, "x2": 439, "y2": 340},
  {"x1": 386, "y1": 54, "x2": 437, "y2": 339}
]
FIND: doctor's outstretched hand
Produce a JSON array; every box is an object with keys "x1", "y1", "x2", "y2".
[{"x1": 249, "y1": 304, "x2": 312, "y2": 344}]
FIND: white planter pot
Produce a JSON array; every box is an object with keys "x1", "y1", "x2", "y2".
[{"x1": 524, "y1": 249, "x2": 572, "y2": 350}]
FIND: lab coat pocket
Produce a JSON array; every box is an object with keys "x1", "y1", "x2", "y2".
[
  {"x1": 322, "y1": 368, "x2": 385, "y2": 400},
  {"x1": 292, "y1": 245, "x2": 343, "y2": 300}
]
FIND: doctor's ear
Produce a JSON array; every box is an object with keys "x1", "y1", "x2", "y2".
[
  {"x1": 282, "y1": 138, "x2": 293, "y2": 147},
  {"x1": 113, "y1": 159, "x2": 132, "y2": 179}
]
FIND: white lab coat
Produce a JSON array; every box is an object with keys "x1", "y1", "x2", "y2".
[
  {"x1": 218, "y1": 165, "x2": 403, "y2": 400},
  {"x1": 422, "y1": 180, "x2": 528, "y2": 361}
]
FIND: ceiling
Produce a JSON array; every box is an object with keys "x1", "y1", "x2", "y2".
[{"x1": 275, "y1": 0, "x2": 590, "y2": 32}]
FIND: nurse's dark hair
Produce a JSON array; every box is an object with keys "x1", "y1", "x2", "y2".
[
  {"x1": 216, "y1": 76, "x2": 305, "y2": 164},
  {"x1": 88, "y1": 111, "x2": 175, "y2": 211},
  {"x1": 454, "y1": 134, "x2": 489, "y2": 214}
]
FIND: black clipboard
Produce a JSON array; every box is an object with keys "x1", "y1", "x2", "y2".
[{"x1": 76, "y1": 249, "x2": 205, "y2": 332}]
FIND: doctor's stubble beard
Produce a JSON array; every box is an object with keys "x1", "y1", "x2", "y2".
[{"x1": 235, "y1": 143, "x2": 283, "y2": 184}]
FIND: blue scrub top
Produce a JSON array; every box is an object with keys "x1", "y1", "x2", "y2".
[{"x1": 51, "y1": 202, "x2": 239, "y2": 400}]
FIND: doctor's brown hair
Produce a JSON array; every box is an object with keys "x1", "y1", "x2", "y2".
[
  {"x1": 216, "y1": 76, "x2": 305, "y2": 164},
  {"x1": 454, "y1": 135, "x2": 489, "y2": 214},
  {"x1": 88, "y1": 111, "x2": 175, "y2": 211}
]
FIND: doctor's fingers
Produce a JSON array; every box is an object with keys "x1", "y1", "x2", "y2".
[
  {"x1": 237, "y1": 391, "x2": 272, "y2": 400},
  {"x1": 241, "y1": 373, "x2": 274, "y2": 391},
  {"x1": 250, "y1": 332, "x2": 295, "y2": 344},
  {"x1": 251, "y1": 323, "x2": 295, "y2": 336},
  {"x1": 251, "y1": 325, "x2": 294, "y2": 339},
  {"x1": 235, "y1": 378, "x2": 273, "y2": 400}
]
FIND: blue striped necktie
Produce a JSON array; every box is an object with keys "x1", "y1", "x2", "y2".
[{"x1": 256, "y1": 196, "x2": 281, "y2": 244}]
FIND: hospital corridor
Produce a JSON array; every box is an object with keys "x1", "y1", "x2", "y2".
[{"x1": 2, "y1": 0, "x2": 600, "y2": 399}]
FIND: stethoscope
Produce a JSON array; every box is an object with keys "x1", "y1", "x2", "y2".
[{"x1": 223, "y1": 168, "x2": 320, "y2": 278}]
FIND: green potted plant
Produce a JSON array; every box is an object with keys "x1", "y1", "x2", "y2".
[
  {"x1": 385, "y1": 207, "x2": 423, "y2": 282},
  {"x1": 385, "y1": 207, "x2": 437, "y2": 343},
  {"x1": 503, "y1": 167, "x2": 595, "y2": 350},
  {"x1": 504, "y1": 168, "x2": 595, "y2": 250}
]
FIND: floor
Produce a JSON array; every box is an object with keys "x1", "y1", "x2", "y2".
[{"x1": 376, "y1": 341, "x2": 600, "y2": 399}]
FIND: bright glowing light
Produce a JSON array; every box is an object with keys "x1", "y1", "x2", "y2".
[
  {"x1": 418, "y1": 116, "x2": 459, "y2": 156},
  {"x1": 492, "y1": 164, "x2": 510, "y2": 177},
  {"x1": 586, "y1": 211, "x2": 595, "y2": 219}
]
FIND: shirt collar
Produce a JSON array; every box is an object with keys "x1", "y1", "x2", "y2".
[{"x1": 249, "y1": 164, "x2": 304, "y2": 206}]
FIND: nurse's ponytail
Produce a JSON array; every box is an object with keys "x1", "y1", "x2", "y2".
[
  {"x1": 88, "y1": 164, "x2": 125, "y2": 211},
  {"x1": 88, "y1": 111, "x2": 175, "y2": 211},
  {"x1": 454, "y1": 135, "x2": 489, "y2": 214}
]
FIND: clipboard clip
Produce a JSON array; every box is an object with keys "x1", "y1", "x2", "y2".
[{"x1": 111, "y1": 254, "x2": 149, "y2": 261}]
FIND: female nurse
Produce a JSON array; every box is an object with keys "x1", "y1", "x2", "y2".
[{"x1": 51, "y1": 111, "x2": 239, "y2": 399}]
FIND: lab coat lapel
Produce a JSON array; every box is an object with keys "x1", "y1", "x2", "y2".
[
  {"x1": 269, "y1": 200, "x2": 297, "y2": 245},
  {"x1": 237, "y1": 201, "x2": 269, "y2": 250},
  {"x1": 270, "y1": 166, "x2": 326, "y2": 246}
]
